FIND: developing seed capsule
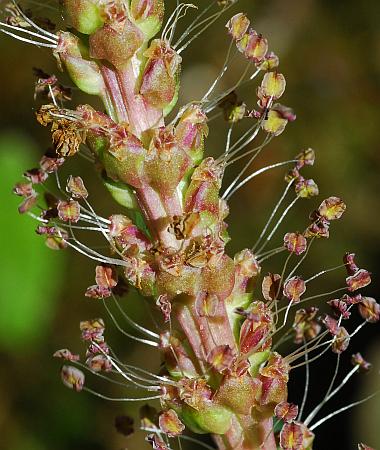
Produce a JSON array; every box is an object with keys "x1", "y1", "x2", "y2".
[
  {"x1": 63, "y1": 0, "x2": 105, "y2": 34},
  {"x1": 130, "y1": 0, "x2": 165, "y2": 39},
  {"x1": 89, "y1": 19, "x2": 144, "y2": 70},
  {"x1": 140, "y1": 39, "x2": 182, "y2": 110},
  {"x1": 54, "y1": 32, "x2": 105, "y2": 96}
]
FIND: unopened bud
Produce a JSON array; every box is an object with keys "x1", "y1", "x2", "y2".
[
  {"x1": 55, "y1": 32, "x2": 105, "y2": 96},
  {"x1": 63, "y1": 0, "x2": 104, "y2": 34},
  {"x1": 90, "y1": 19, "x2": 144, "y2": 70},
  {"x1": 131, "y1": 0, "x2": 165, "y2": 39},
  {"x1": 140, "y1": 40, "x2": 182, "y2": 110}
]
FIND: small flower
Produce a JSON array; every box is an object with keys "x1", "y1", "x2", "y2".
[
  {"x1": 57, "y1": 199, "x2": 81, "y2": 222},
  {"x1": 158, "y1": 409, "x2": 185, "y2": 437},
  {"x1": 61, "y1": 365, "x2": 85, "y2": 392},
  {"x1": 358, "y1": 297, "x2": 380, "y2": 323},
  {"x1": 351, "y1": 353, "x2": 372, "y2": 373},
  {"x1": 95, "y1": 265, "x2": 118, "y2": 288},
  {"x1": 344, "y1": 253, "x2": 360, "y2": 275},
  {"x1": 66, "y1": 175, "x2": 88, "y2": 199},
  {"x1": 295, "y1": 148, "x2": 315, "y2": 169},
  {"x1": 284, "y1": 232, "x2": 307, "y2": 256},
  {"x1": 226, "y1": 13, "x2": 250, "y2": 41},
  {"x1": 327, "y1": 298, "x2": 351, "y2": 319},
  {"x1": 262, "y1": 273, "x2": 281, "y2": 301},
  {"x1": 332, "y1": 326, "x2": 350, "y2": 354},
  {"x1": 85, "y1": 285, "x2": 112, "y2": 299},
  {"x1": 80, "y1": 318, "x2": 105, "y2": 341},
  {"x1": 24, "y1": 168, "x2": 48, "y2": 184},
  {"x1": 295, "y1": 177, "x2": 319, "y2": 198},
  {"x1": 53, "y1": 349, "x2": 80, "y2": 361},
  {"x1": 280, "y1": 422, "x2": 314, "y2": 450},
  {"x1": 207, "y1": 345, "x2": 235, "y2": 374},
  {"x1": 146, "y1": 434, "x2": 169, "y2": 450},
  {"x1": 292, "y1": 307, "x2": 321, "y2": 343},
  {"x1": 259, "y1": 71, "x2": 286, "y2": 101},
  {"x1": 283, "y1": 277, "x2": 306, "y2": 303},
  {"x1": 275, "y1": 402, "x2": 299, "y2": 423},
  {"x1": 346, "y1": 269, "x2": 371, "y2": 291},
  {"x1": 317, "y1": 196, "x2": 346, "y2": 221}
]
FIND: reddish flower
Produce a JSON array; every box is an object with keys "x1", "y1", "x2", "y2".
[
  {"x1": 346, "y1": 269, "x2": 371, "y2": 292},
  {"x1": 351, "y1": 353, "x2": 372, "y2": 373},
  {"x1": 61, "y1": 365, "x2": 84, "y2": 392},
  {"x1": 284, "y1": 232, "x2": 307, "y2": 256},
  {"x1": 358, "y1": 297, "x2": 380, "y2": 323},
  {"x1": 283, "y1": 277, "x2": 306, "y2": 303},
  {"x1": 275, "y1": 402, "x2": 299, "y2": 423},
  {"x1": 158, "y1": 409, "x2": 185, "y2": 437}
]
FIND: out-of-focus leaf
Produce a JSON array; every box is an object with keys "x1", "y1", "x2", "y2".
[{"x1": 0, "y1": 132, "x2": 66, "y2": 351}]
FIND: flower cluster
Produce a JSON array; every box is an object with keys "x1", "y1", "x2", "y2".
[{"x1": 3, "y1": 1, "x2": 379, "y2": 450}]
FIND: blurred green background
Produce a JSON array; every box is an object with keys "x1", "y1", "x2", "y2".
[{"x1": 0, "y1": 1, "x2": 379, "y2": 449}]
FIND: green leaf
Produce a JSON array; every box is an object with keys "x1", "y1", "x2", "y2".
[{"x1": 0, "y1": 133, "x2": 66, "y2": 352}]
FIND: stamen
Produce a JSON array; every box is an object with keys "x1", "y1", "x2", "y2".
[
  {"x1": 202, "y1": 39, "x2": 234, "y2": 101},
  {"x1": 162, "y1": 3, "x2": 197, "y2": 44},
  {"x1": 0, "y1": 20, "x2": 57, "y2": 44},
  {"x1": 174, "y1": 0, "x2": 216, "y2": 48},
  {"x1": 102, "y1": 299, "x2": 159, "y2": 348},
  {"x1": 83, "y1": 387, "x2": 162, "y2": 402},
  {"x1": 91, "y1": 342, "x2": 160, "y2": 390},
  {"x1": 255, "y1": 196, "x2": 300, "y2": 256},
  {"x1": 11, "y1": 0, "x2": 58, "y2": 40},
  {"x1": 253, "y1": 180, "x2": 295, "y2": 251},
  {"x1": 0, "y1": 28, "x2": 57, "y2": 47},
  {"x1": 223, "y1": 160, "x2": 298, "y2": 200},
  {"x1": 304, "y1": 360, "x2": 358, "y2": 425},
  {"x1": 112, "y1": 295, "x2": 160, "y2": 340},
  {"x1": 277, "y1": 287, "x2": 347, "y2": 314},
  {"x1": 286, "y1": 237, "x2": 315, "y2": 281},
  {"x1": 304, "y1": 264, "x2": 346, "y2": 284},
  {"x1": 308, "y1": 390, "x2": 380, "y2": 431},
  {"x1": 297, "y1": 339, "x2": 310, "y2": 421}
]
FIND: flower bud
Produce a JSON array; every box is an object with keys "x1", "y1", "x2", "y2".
[
  {"x1": 145, "y1": 127, "x2": 191, "y2": 195},
  {"x1": 181, "y1": 403, "x2": 233, "y2": 435},
  {"x1": 102, "y1": 126, "x2": 146, "y2": 188},
  {"x1": 175, "y1": 105, "x2": 209, "y2": 164},
  {"x1": 54, "y1": 32, "x2": 105, "y2": 96},
  {"x1": 140, "y1": 40, "x2": 182, "y2": 110},
  {"x1": 131, "y1": 0, "x2": 165, "y2": 39},
  {"x1": 89, "y1": 19, "x2": 144, "y2": 70},
  {"x1": 63, "y1": 0, "x2": 104, "y2": 34}
]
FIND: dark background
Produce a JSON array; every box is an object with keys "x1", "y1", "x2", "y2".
[{"x1": 0, "y1": 0, "x2": 379, "y2": 449}]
